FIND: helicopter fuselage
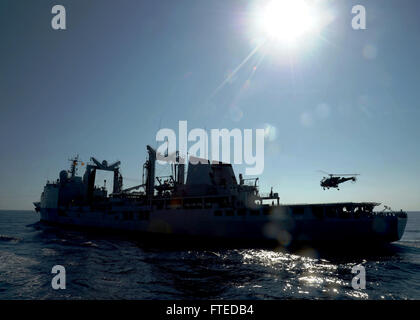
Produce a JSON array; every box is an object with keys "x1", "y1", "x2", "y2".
[{"x1": 321, "y1": 176, "x2": 356, "y2": 189}]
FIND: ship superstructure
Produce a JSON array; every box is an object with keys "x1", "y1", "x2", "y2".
[{"x1": 34, "y1": 145, "x2": 407, "y2": 246}]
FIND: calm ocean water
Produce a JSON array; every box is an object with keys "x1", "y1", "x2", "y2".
[{"x1": 0, "y1": 210, "x2": 419, "y2": 300}]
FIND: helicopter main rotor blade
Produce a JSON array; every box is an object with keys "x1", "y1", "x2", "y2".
[{"x1": 317, "y1": 170, "x2": 330, "y2": 175}]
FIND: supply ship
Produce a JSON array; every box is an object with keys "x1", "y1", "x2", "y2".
[{"x1": 34, "y1": 145, "x2": 407, "y2": 247}]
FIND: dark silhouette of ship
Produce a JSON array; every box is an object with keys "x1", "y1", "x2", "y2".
[{"x1": 33, "y1": 145, "x2": 407, "y2": 247}]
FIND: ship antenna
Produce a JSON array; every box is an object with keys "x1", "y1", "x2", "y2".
[{"x1": 154, "y1": 116, "x2": 163, "y2": 150}]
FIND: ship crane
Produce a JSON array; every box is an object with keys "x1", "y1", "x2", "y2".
[
  {"x1": 83, "y1": 157, "x2": 123, "y2": 202},
  {"x1": 121, "y1": 184, "x2": 145, "y2": 194}
]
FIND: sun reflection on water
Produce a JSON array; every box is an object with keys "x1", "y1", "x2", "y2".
[{"x1": 235, "y1": 248, "x2": 369, "y2": 299}]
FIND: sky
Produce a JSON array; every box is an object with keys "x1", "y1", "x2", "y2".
[{"x1": 0, "y1": 0, "x2": 419, "y2": 210}]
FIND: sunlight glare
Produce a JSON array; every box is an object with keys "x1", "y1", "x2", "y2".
[{"x1": 257, "y1": 0, "x2": 318, "y2": 44}]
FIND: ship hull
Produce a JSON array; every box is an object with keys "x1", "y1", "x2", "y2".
[{"x1": 39, "y1": 207, "x2": 407, "y2": 247}]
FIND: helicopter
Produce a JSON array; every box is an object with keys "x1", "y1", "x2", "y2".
[{"x1": 319, "y1": 171, "x2": 360, "y2": 190}]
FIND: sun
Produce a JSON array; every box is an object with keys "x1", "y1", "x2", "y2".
[{"x1": 256, "y1": 0, "x2": 319, "y2": 45}]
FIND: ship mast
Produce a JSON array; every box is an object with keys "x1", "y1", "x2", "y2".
[
  {"x1": 68, "y1": 155, "x2": 80, "y2": 178},
  {"x1": 146, "y1": 145, "x2": 156, "y2": 202}
]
